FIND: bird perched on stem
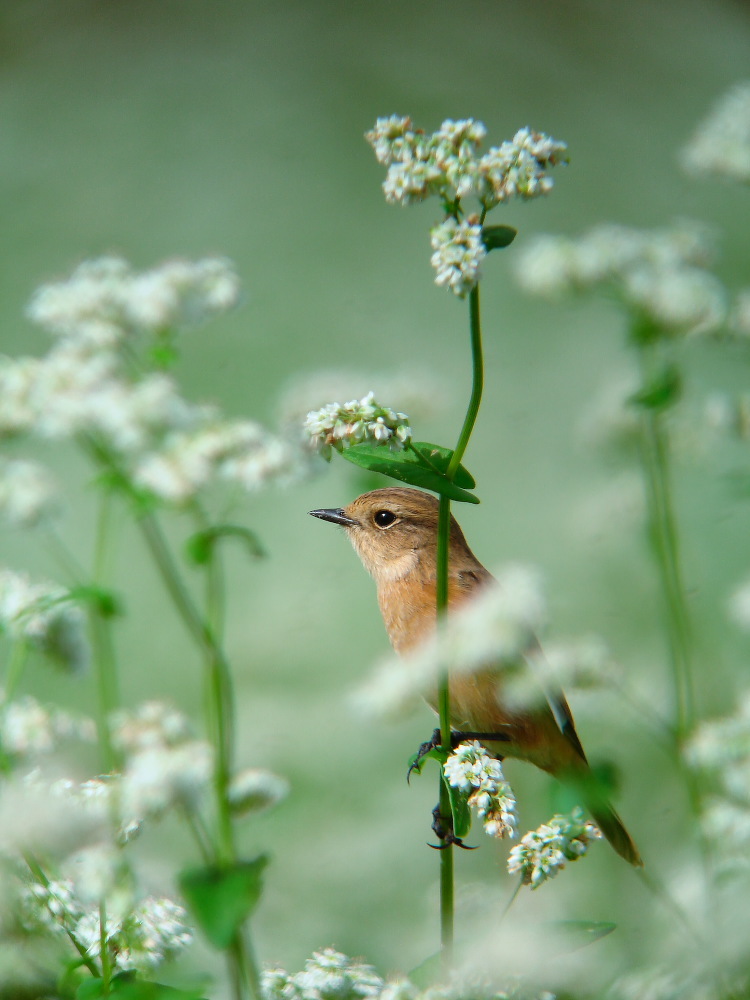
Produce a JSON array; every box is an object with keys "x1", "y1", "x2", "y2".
[{"x1": 310, "y1": 486, "x2": 642, "y2": 868}]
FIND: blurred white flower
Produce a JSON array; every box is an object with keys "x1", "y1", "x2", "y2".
[
  {"x1": 681, "y1": 81, "x2": 750, "y2": 184},
  {"x1": 304, "y1": 391, "x2": 411, "y2": 459},
  {"x1": 444, "y1": 741, "x2": 517, "y2": 839},
  {"x1": 121, "y1": 740, "x2": 214, "y2": 821},
  {"x1": 430, "y1": 218, "x2": 486, "y2": 297},
  {"x1": 27, "y1": 255, "x2": 240, "y2": 347},
  {"x1": 262, "y1": 948, "x2": 384, "y2": 1000},
  {"x1": 507, "y1": 807, "x2": 602, "y2": 889},
  {"x1": 0, "y1": 458, "x2": 59, "y2": 527},
  {"x1": 228, "y1": 767, "x2": 290, "y2": 816},
  {"x1": 515, "y1": 221, "x2": 726, "y2": 337},
  {"x1": 111, "y1": 700, "x2": 193, "y2": 753},
  {"x1": 354, "y1": 566, "x2": 545, "y2": 719},
  {"x1": 0, "y1": 695, "x2": 94, "y2": 758},
  {"x1": 0, "y1": 568, "x2": 89, "y2": 673}
]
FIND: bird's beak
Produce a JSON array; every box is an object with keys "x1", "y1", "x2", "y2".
[{"x1": 309, "y1": 508, "x2": 359, "y2": 527}]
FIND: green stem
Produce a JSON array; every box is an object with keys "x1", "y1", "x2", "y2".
[
  {"x1": 90, "y1": 490, "x2": 120, "y2": 772},
  {"x1": 137, "y1": 511, "x2": 259, "y2": 1000},
  {"x1": 99, "y1": 901, "x2": 112, "y2": 993},
  {"x1": 435, "y1": 283, "x2": 485, "y2": 972},
  {"x1": 24, "y1": 853, "x2": 101, "y2": 978},
  {"x1": 4, "y1": 639, "x2": 28, "y2": 701}
]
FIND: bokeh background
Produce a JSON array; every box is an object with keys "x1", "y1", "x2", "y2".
[{"x1": 2, "y1": 0, "x2": 750, "y2": 994}]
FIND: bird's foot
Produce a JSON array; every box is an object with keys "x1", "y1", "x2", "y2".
[
  {"x1": 407, "y1": 727, "x2": 511, "y2": 782},
  {"x1": 428, "y1": 804, "x2": 477, "y2": 851}
]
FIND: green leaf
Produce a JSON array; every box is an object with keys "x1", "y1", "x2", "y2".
[
  {"x1": 185, "y1": 525, "x2": 266, "y2": 566},
  {"x1": 179, "y1": 856, "x2": 268, "y2": 949},
  {"x1": 340, "y1": 444, "x2": 479, "y2": 504},
  {"x1": 69, "y1": 585, "x2": 123, "y2": 619},
  {"x1": 406, "y1": 745, "x2": 449, "y2": 778},
  {"x1": 445, "y1": 779, "x2": 472, "y2": 840},
  {"x1": 409, "y1": 442, "x2": 475, "y2": 489},
  {"x1": 77, "y1": 977, "x2": 207, "y2": 1000},
  {"x1": 481, "y1": 225, "x2": 517, "y2": 251},
  {"x1": 628, "y1": 365, "x2": 681, "y2": 411},
  {"x1": 547, "y1": 920, "x2": 616, "y2": 952}
]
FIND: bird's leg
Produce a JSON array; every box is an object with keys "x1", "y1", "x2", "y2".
[
  {"x1": 407, "y1": 727, "x2": 510, "y2": 782},
  {"x1": 428, "y1": 803, "x2": 477, "y2": 851}
]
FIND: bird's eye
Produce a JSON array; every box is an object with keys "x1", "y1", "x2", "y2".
[{"x1": 373, "y1": 509, "x2": 397, "y2": 528}]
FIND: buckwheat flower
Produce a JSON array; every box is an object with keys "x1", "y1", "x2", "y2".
[
  {"x1": 622, "y1": 264, "x2": 726, "y2": 336},
  {"x1": 527, "y1": 637, "x2": 621, "y2": 692},
  {"x1": 430, "y1": 218, "x2": 486, "y2": 297},
  {"x1": 0, "y1": 695, "x2": 92, "y2": 758},
  {"x1": 507, "y1": 808, "x2": 602, "y2": 888},
  {"x1": 304, "y1": 392, "x2": 411, "y2": 459},
  {"x1": 0, "y1": 458, "x2": 59, "y2": 527},
  {"x1": 476, "y1": 128, "x2": 568, "y2": 210},
  {"x1": 0, "y1": 356, "x2": 43, "y2": 438},
  {"x1": 111, "y1": 700, "x2": 193, "y2": 754},
  {"x1": 0, "y1": 569, "x2": 89, "y2": 673},
  {"x1": 123, "y1": 257, "x2": 240, "y2": 331},
  {"x1": 27, "y1": 256, "x2": 132, "y2": 348},
  {"x1": 61, "y1": 843, "x2": 121, "y2": 904},
  {"x1": 228, "y1": 767, "x2": 290, "y2": 816},
  {"x1": 19, "y1": 878, "x2": 83, "y2": 937},
  {"x1": 444, "y1": 741, "x2": 517, "y2": 839},
  {"x1": 365, "y1": 115, "x2": 417, "y2": 166},
  {"x1": 354, "y1": 566, "x2": 545, "y2": 719},
  {"x1": 431, "y1": 119, "x2": 487, "y2": 199},
  {"x1": 684, "y1": 691, "x2": 750, "y2": 773},
  {"x1": 701, "y1": 798, "x2": 750, "y2": 851},
  {"x1": 276, "y1": 948, "x2": 384, "y2": 1000},
  {"x1": 121, "y1": 740, "x2": 214, "y2": 821},
  {"x1": 107, "y1": 896, "x2": 193, "y2": 972},
  {"x1": 681, "y1": 81, "x2": 750, "y2": 183}
]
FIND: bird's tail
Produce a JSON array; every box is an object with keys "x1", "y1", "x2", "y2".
[
  {"x1": 562, "y1": 767, "x2": 643, "y2": 867},
  {"x1": 587, "y1": 798, "x2": 643, "y2": 868}
]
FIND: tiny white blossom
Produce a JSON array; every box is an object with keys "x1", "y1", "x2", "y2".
[
  {"x1": 262, "y1": 948, "x2": 384, "y2": 1000},
  {"x1": 0, "y1": 695, "x2": 94, "y2": 758},
  {"x1": 430, "y1": 219, "x2": 486, "y2": 297},
  {"x1": 681, "y1": 81, "x2": 750, "y2": 183},
  {"x1": 444, "y1": 741, "x2": 517, "y2": 839},
  {"x1": 111, "y1": 700, "x2": 193, "y2": 753},
  {"x1": 0, "y1": 458, "x2": 59, "y2": 527},
  {"x1": 507, "y1": 807, "x2": 602, "y2": 888},
  {"x1": 304, "y1": 392, "x2": 412, "y2": 459},
  {"x1": 228, "y1": 767, "x2": 290, "y2": 816},
  {"x1": 475, "y1": 128, "x2": 567, "y2": 209},
  {"x1": 0, "y1": 569, "x2": 89, "y2": 673}
]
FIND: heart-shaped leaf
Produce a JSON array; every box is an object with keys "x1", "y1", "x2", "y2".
[
  {"x1": 340, "y1": 444, "x2": 479, "y2": 504},
  {"x1": 482, "y1": 225, "x2": 517, "y2": 251},
  {"x1": 179, "y1": 856, "x2": 268, "y2": 949}
]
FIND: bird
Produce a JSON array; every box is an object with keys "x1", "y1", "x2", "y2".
[{"x1": 309, "y1": 485, "x2": 643, "y2": 867}]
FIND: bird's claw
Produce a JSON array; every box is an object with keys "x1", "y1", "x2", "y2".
[
  {"x1": 407, "y1": 727, "x2": 511, "y2": 783},
  {"x1": 407, "y1": 728, "x2": 442, "y2": 783},
  {"x1": 428, "y1": 803, "x2": 478, "y2": 851}
]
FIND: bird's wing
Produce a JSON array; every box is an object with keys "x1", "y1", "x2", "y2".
[{"x1": 546, "y1": 689, "x2": 588, "y2": 762}]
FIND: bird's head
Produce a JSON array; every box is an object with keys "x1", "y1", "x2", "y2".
[{"x1": 309, "y1": 487, "x2": 470, "y2": 583}]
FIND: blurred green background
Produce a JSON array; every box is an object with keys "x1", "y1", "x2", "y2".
[{"x1": 2, "y1": 0, "x2": 750, "y2": 992}]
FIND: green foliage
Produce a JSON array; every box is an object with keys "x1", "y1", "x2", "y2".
[
  {"x1": 179, "y1": 856, "x2": 269, "y2": 950},
  {"x1": 76, "y1": 973, "x2": 207, "y2": 999},
  {"x1": 628, "y1": 364, "x2": 682, "y2": 411},
  {"x1": 481, "y1": 225, "x2": 517, "y2": 251},
  {"x1": 185, "y1": 525, "x2": 267, "y2": 566},
  {"x1": 340, "y1": 442, "x2": 479, "y2": 503}
]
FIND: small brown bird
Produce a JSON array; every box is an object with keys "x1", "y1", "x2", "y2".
[{"x1": 310, "y1": 486, "x2": 642, "y2": 867}]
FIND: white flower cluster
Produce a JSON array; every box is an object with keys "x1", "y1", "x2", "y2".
[
  {"x1": 685, "y1": 692, "x2": 750, "y2": 855},
  {"x1": 515, "y1": 636, "x2": 620, "y2": 710},
  {"x1": 681, "y1": 81, "x2": 750, "y2": 184},
  {"x1": 0, "y1": 568, "x2": 89, "y2": 673},
  {"x1": 263, "y1": 952, "x2": 555, "y2": 1000},
  {"x1": 0, "y1": 458, "x2": 58, "y2": 527},
  {"x1": 515, "y1": 222, "x2": 727, "y2": 337},
  {"x1": 366, "y1": 117, "x2": 566, "y2": 297},
  {"x1": 507, "y1": 807, "x2": 602, "y2": 889},
  {"x1": 0, "y1": 694, "x2": 94, "y2": 758},
  {"x1": 111, "y1": 701, "x2": 214, "y2": 824},
  {"x1": 20, "y1": 879, "x2": 192, "y2": 973},
  {"x1": 355, "y1": 566, "x2": 545, "y2": 719},
  {"x1": 28, "y1": 255, "x2": 240, "y2": 347},
  {"x1": 304, "y1": 391, "x2": 412, "y2": 459},
  {"x1": 262, "y1": 948, "x2": 383, "y2": 1000},
  {"x1": 365, "y1": 117, "x2": 567, "y2": 210},
  {"x1": 0, "y1": 257, "x2": 305, "y2": 507},
  {"x1": 430, "y1": 219, "x2": 486, "y2": 298},
  {"x1": 444, "y1": 741, "x2": 517, "y2": 839}
]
